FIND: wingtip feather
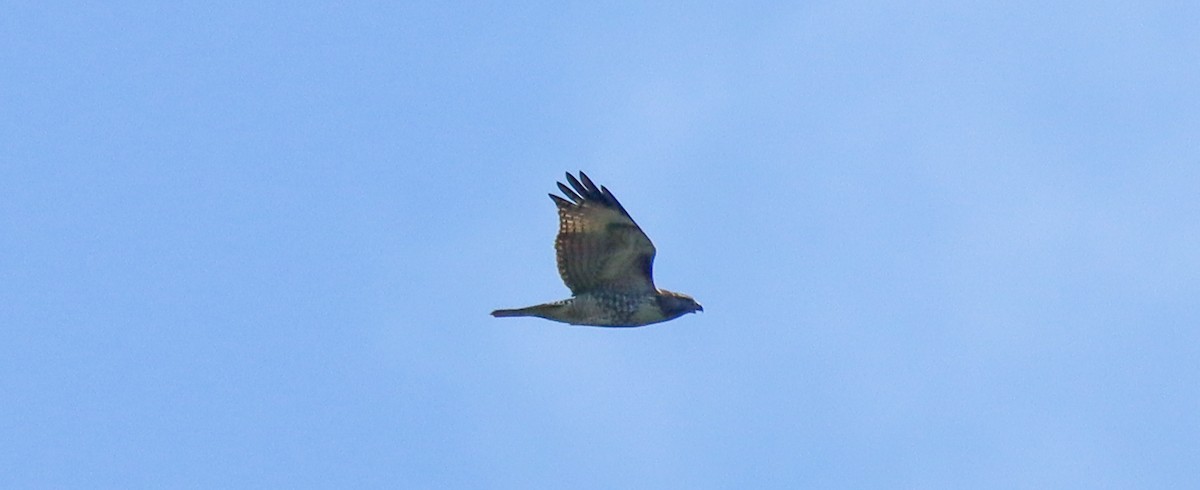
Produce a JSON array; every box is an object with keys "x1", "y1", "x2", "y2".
[
  {"x1": 556, "y1": 182, "x2": 581, "y2": 203},
  {"x1": 565, "y1": 172, "x2": 585, "y2": 196},
  {"x1": 579, "y1": 172, "x2": 597, "y2": 192},
  {"x1": 549, "y1": 193, "x2": 571, "y2": 207}
]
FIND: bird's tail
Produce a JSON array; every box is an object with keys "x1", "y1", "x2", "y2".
[
  {"x1": 490, "y1": 303, "x2": 564, "y2": 319},
  {"x1": 491, "y1": 307, "x2": 528, "y2": 317},
  {"x1": 490, "y1": 306, "x2": 542, "y2": 318}
]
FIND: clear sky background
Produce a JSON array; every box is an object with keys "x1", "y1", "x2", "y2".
[{"x1": 4, "y1": 2, "x2": 1198, "y2": 488}]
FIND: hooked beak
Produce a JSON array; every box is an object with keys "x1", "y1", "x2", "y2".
[{"x1": 696, "y1": 304, "x2": 704, "y2": 313}]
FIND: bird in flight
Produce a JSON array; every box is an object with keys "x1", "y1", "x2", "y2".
[{"x1": 492, "y1": 171, "x2": 702, "y2": 327}]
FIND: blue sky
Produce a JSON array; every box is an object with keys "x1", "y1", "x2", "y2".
[{"x1": 3, "y1": 2, "x2": 1198, "y2": 488}]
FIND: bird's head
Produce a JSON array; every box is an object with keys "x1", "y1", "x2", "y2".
[{"x1": 657, "y1": 289, "x2": 703, "y2": 319}]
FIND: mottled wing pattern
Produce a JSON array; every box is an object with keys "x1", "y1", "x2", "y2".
[{"x1": 548, "y1": 172, "x2": 657, "y2": 296}]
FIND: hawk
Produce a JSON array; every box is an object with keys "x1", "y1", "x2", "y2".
[{"x1": 491, "y1": 171, "x2": 703, "y2": 327}]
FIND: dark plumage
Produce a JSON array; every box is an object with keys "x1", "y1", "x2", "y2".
[{"x1": 491, "y1": 171, "x2": 702, "y2": 327}]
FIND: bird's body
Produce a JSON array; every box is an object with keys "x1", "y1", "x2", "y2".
[{"x1": 491, "y1": 172, "x2": 702, "y2": 328}]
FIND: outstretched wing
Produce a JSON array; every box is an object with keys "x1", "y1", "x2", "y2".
[{"x1": 548, "y1": 172, "x2": 657, "y2": 295}]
